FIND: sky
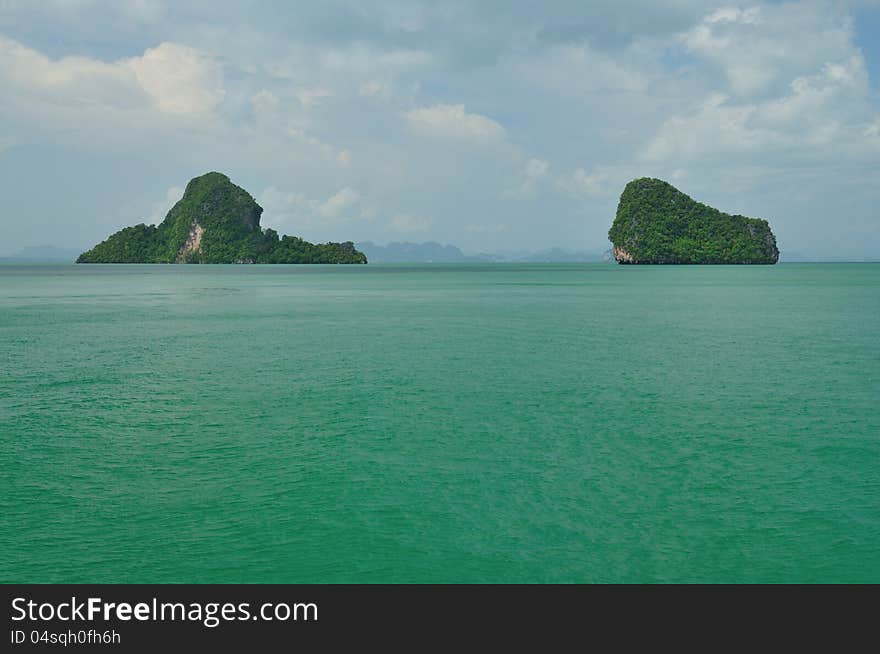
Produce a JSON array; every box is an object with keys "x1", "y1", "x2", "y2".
[{"x1": 0, "y1": 0, "x2": 878, "y2": 259}]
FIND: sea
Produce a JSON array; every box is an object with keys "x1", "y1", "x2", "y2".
[{"x1": 1, "y1": 262, "x2": 878, "y2": 583}]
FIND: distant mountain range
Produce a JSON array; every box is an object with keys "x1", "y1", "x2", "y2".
[
  {"x1": 6, "y1": 241, "x2": 877, "y2": 264},
  {"x1": 3, "y1": 241, "x2": 612, "y2": 264},
  {"x1": 356, "y1": 241, "x2": 612, "y2": 263},
  {"x1": 357, "y1": 241, "x2": 470, "y2": 262}
]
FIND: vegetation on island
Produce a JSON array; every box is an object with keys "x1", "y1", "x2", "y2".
[
  {"x1": 77, "y1": 172, "x2": 367, "y2": 264},
  {"x1": 608, "y1": 178, "x2": 779, "y2": 264}
]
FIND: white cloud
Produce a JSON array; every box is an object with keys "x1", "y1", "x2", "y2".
[
  {"x1": 321, "y1": 46, "x2": 433, "y2": 74},
  {"x1": 0, "y1": 35, "x2": 142, "y2": 105},
  {"x1": 465, "y1": 222, "x2": 508, "y2": 234},
  {"x1": 259, "y1": 186, "x2": 367, "y2": 235},
  {"x1": 641, "y1": 55, "x2": 877, "y2": 163},
  {"x1": 120, "y1": 0, "x2": 166, "y2": 23},
  {"x1": 507, "y1": 158, "x2": 550, "y2": 196},
  {"x1": 296, "y1": 88, "x2": 332, "y2": 108},
  {"x1": 245, "y1": 87, "x2": 354, "y2": 167},
  {"x1": 265, "y1": 43, "x2": 433, "y2": 82},
  {"x1": 511, "y1": 44, "x2": 650, "y2": 97},
  {"x1": 250, "y1": 89, "x2": 279, "y2": 122},
  {"x1": 0, "y1": 134, "x2": 15, "y2": 153},
  {"x1": 0, "y1": 36, "x2": 224, "y2": 119},
  {"x1": 704, "y1": 7, "x2": 760, "y2": 25},
  {"x1": 680, "y1": 3, "x2": 858, "y2": 97},
  {"x1": 0, "y1": 1, "x2": 878, "y2": 258},
  {"x1": 145, "y1": 186, "x2": 183, "y2": 225},
  {"x1": 359, "y1": 80, "x2": 387, "y2": 97},
  {"x1": 389, "y1": 213, "x2": 432, "y2": 232},
  {"x1": 127, "y1": 42, "x2": 225, "y2": 116},
  {"x1": 523, "y1": 158, "x2": 549, "y2": 184},
  {"x1": 557, "y1": 167, "x2": 611, "y2": 197},
  {"x1": 259, "y1": 187, "x2": 313, "y2": 224},
  {"x1": 319, "y1": 187, "x2": 360, "y2": 217},
  {"x1": 403, "y1": 104, "x2": 506, "y2": 141}
]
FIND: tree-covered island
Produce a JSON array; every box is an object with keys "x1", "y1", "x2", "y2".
[
  {"x1": 77, "y1": 172, "x2": 367, "y2": 264},
  {"x1": 608, "y1": 178, "x2": 779, "y2": 264}
]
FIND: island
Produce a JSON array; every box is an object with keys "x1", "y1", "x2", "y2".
[
  {"x1": 608, "y1": 178, "x2": 779, "y2": 264},
  {"x1": 77, "y1": 172, "x2": 367, "y2": 264}
]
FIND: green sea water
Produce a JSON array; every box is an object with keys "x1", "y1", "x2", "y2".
[{"x1": 1, "y1": 262, "x2": 878, "y2": 583}]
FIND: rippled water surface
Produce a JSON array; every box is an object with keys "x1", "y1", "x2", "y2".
[{"x1": 1, "y1": 263, "x2": 878, "y2": 582}]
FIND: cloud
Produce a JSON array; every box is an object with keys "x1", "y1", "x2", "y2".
[
  {"x1": 680, "y1": 3, "x2": 859, "y2": 97},
  {"x1": 0, "y1": 1, "x2": 878, "y2": 259},
  {"x1": 512, "y1": 44, "x2": 650, "y2": 96},
  {"x1": 265, "y1": 42, "x2": 433, "y2": 83},
  {"x1": 0, "y1": 134, "x2": 15, "y2": 153},
  {"x1": 556, "y1": 162, "x2": 674, "y2": 202},
  {"x1": 258, "y1": 187, "x2": 313, "y2": 226},
  {"x1": 403, "y1": 104, "x2": 506, "y2": 141},
  {"x1": 641, "y1": 55, "x2": 877, "y2": 163},
  {"x1": 525, "y1": 158, "x2": 550, "y2": 177},
  {"x1": 259, "y1": 186, "x2": 368, "y2": 235},
  {"x1": 0, "y1": 35, "x2": 142, "y2": 106},
  {"x1": 703, "y1": 7, "x2": 760, "y2": 25},
  {"x1": 0, "y1": 34, "x2": 229, "y2": 162},
  {"x1": 389, "y1": 213, "x2": 432, "y2": 232},
  {"x1": 296, "y1": 88, "x2": 332, "y2": 108},
  {"x1": 557, "y1": 167, "x2": 612, "y2": 197},
  {"x1": 319, "y1": 187, "x2": 360, "y2": 217},
  {"x1": 127, "y1": 42, "x2": 225, "y2": 115},
  {"x1": 465, "y1": 222, "x2": 508, "y2": 234},
  {"x1": 0, "y1": 36, "x2": 223, "y2": 117},
  {"x1": 359, "y1": 80, "x2": 387, "y2": 97},
  {"x1": 507, "y1": 158, "x2": 550, "y2": 196},
  {"x1": 145, "y1": 186, "x2": 184, "y2": 225},
  {"x1": 522, "y1": 158, "x2": 550, "y2": 187},
  {"x1": 246, "y1": 88, "x2": 353, "y2": 168}
]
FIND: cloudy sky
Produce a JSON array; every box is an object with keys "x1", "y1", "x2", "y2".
[{"x1": 1, "y1": 0, "x2": 878, "y2": 258}]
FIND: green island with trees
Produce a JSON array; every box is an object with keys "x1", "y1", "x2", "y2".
[
  {"x1": 608, "y1": 178, "x2": 779, "y2": 264},
  {"x1": 77, "y1": 172, "x2": 367, "y2": 264}
]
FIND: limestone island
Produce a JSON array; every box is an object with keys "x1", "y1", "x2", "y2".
[
  {"x1": 608, "y1": 178, "x2": 779, "y2": 264},
  {"x1": 77, "y1": 172, "x2": 367, "y2": 264}
]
